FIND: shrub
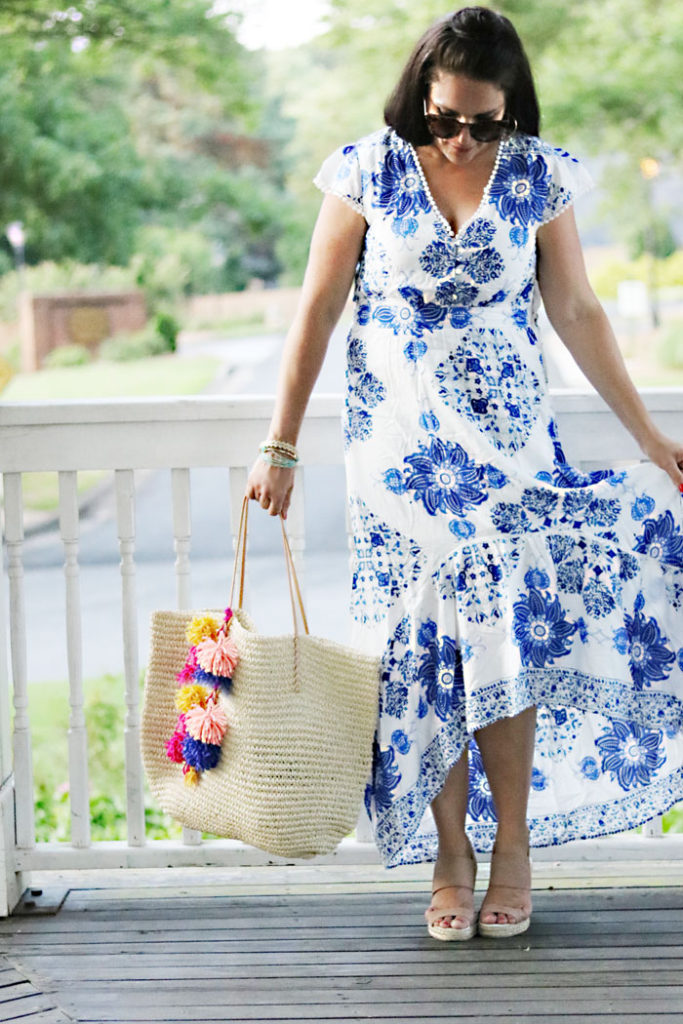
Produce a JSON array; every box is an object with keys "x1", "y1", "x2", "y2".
[
  {"x1": 43, "y1": 343, "x2": 92, "y2": 368},
  {"x1": 99, "y1": 327, "x2": 168, "y2": 362},
  {"x1": 154, "y1": 311, "x2": 180, "y2": 352}
]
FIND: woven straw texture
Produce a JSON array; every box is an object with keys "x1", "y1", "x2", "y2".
[{"x1": 141, "y1": 607, "x2": 380, "y2": 858}]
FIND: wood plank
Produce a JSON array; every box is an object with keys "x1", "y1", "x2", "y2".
[
  {"x1": 0, "y1": 990, "x2": 61, "y2": 1018},
  {"x1": 12, "y1": 959, "x2": 683, "y2": 982},
  {"x1": 49, "y1": 996, "x2": 683, "y2": 1020}
]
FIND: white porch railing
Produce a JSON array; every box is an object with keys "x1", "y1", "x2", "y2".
[{"x1": 1, "y1": 389, "x2": 683, "y2": 916}]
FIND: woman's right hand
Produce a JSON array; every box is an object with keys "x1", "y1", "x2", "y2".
[{"x1": 245, "y1": 458, "x2": 296, "y2": 518}]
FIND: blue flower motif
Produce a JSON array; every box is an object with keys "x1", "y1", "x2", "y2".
[
  {"x1": 634, "y1": 510, "x2": 683, "y2": 570},
  {"x1": 344, "y1": 336, "x2": 386, "y2": 448},
  {"x1": 491, "y1": 501, "x2": 530, "y2": 534},
  {"x1": 524, "y1": 568, "x2": 550, "y2": 590},
  {"x1": 531, "y1": 766, "x2": 547, "y2": 791},
  {"x1": 580, "y1": 756, "x2": 600, "y2": 781},
  {"x1": 416, "y1": 619, "x2": 463, "y2": 722},
  {"x1": 595, "y1": 720, "x2": 665, "y2": 791},
  {"x1": 372, "y1": 147, "x2": 430, "y2": 218},
  {"x1": 485, "y1": 464, "x2": 508, "y2": 489},
  {"x1": 613, "y1": 627, "x2": 629, "y2": 655},
  {"x1": 622, "y1": 592, "x2": 675, "y2": 689},
  {"x1": 402, "y1": 435, "x2": 488, "y2": 517},
  {"x1": 371, "y1": 738, "x2": 402, "y2": 812},
  {"x1": 449, "y1": 518, "x2": 476, "y2": 539},
  {"x1": 582, "y1": 578, "x2": 615, "y2": 618},
  {"x1": 404, "y1": 339, "x2": 427, "y2": 361},
  {"x1": 631, "y1": 494, "x2": 656, "y2": 521},
  {"x1": 383, "y1": 468, "x2": 406, "y2": 495},
  {"x1": 419, "y1": 241, "x2": 453, "y2": 278},
  {"x1": 489, "y1": 151, "x2": 551, "y2": 226},
  {"x1": 679, "y1": 648, "x2": 683, "y2": 672},
  {"x1": 512, "y1": 586, "x2": 576, "y2": 667},
  {"x1": 509, "y1": 225, "x2": 529, "y2": 247},
  {"x1": 522, "y1": 487, "x2": 559, "y2": 520},
  {"x1": 435, "y1": 279, "x2": 478, "y2": 306},
  {"x1": 460, "y1": 219, "x2": 496, "y2": 248},
  {"x1": 392, "y1": 215, "x2": 419, "y2": 237},
  {"x1": 391, "y1": 729, "x2": 412, "y2": 755},
  {"x1": 468, "y1": 743, "x2": 497, "y2": 821},
  {"x1": 372, "y1": 285, "x2": 448, "y2": 338},
  {"x1": 576, "y1": 616, "x2": 589, "y2": 642},
  {"x1": 469, "y1": 247, "x2": 504, "y2": 284},
  {"x1": 419, "y1": 410, "x2": 440, "y2": 432},
  {"x1": 450, "y1": 306, "x2": 472, "y2": 328}
]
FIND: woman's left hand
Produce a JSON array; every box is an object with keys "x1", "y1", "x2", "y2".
[{"x1": 638, "y1": 428, "x2": 683, "y2": 493}]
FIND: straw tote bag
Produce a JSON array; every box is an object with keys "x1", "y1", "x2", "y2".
[{"x1": 141, "y1": 496, "x2": 381, "y2": 858}]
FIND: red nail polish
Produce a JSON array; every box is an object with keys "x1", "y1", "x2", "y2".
[{"x1": 679, "y1": 482, "x2": 683, "y2": 493}]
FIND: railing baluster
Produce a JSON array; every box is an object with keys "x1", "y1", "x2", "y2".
[
  {"x1": 0, "y1": 496, "x2": 12, "y2": 788},
  {"x1": 3, "y1": 473, "x2": 34, "y2": 849},
  {"x1": 59, "y1": 471, "x2": 90, "y2": 848},
  {"x1": 171, "y1": 468, "x2": 201, "y2": 847},
  {"x1": 115, "y1": 470, "x2": 145, "y2": 847},
  {"x1": 171, "y1": 468, "x2": 192, "y2": 610}
]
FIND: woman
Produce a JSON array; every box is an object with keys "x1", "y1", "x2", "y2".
[{"x1": 246, "y1": 7, "x2": 683, "y2": 940}]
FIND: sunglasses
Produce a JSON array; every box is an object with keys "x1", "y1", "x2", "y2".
[{"x1": 423, "y1": 100, "x2": 515, "y2": 143}]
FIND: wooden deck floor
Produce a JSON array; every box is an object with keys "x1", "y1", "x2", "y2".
[{"x1": 1, "y1": 864, "x2": 683, "y2": 1023}]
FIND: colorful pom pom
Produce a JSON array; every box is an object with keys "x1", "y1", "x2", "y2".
[
  {"x1": 186, "y1": 614, "x2": 220, "y2": 647},
  {"x1": 185, "y1": 701, "x2": 228, "y2": 745},
  {"x1": 193, "y1": 667, "x2": 226, "y2": 687},
  {"x1": 165, "y1": 729, "x2": 186, "y2": 763},
  {"x1": 196, "y1": 634, "x2": 239, "y2": 678},
  {"x1": 176, "y1": 647, "x2": 198, "y2": 684},
  {"x1": 182, "y1": 734, "x2": 222, "y2": 771},
  {"x1": 174, "y1": 683, "x2": 210, "y2": 714},
  {"x1": 183, "y1": 766, "x2": 200, "y2": 787},
  {"x1": 224, "y1": 607, "x2": 233, "y2": 626}
]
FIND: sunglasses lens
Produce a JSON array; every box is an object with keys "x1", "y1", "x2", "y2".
[{"x1": 425, "y1": 113, "x2": 509, "y2": 142}]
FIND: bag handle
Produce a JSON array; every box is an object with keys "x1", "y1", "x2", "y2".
[{"x1": 229, "y1": 496, "x2": 310, "y2": 636}]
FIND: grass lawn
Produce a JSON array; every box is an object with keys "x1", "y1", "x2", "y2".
[
  {"x1": 0, "y1": 353, "x2": 221, "y2": 401},
  {"x1": 1, "y1": 353, "x2": 221, "y2": 511}
]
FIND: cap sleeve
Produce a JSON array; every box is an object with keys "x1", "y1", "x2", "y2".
[
  {"x1": 540, "y1": 144, "x2": 595, "y2": 225},
  {"x1": 313, "y1": 143, "x2": 365, "y2": 218}
]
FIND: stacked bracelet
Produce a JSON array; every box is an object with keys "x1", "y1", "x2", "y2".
[{"x1": 259, "y1": 439, "x2": 299, "y2": 469}]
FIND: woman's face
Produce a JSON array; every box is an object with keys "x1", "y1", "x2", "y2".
[{"x1": 424, "y1": 71, "x2": 507, "y2": 166}]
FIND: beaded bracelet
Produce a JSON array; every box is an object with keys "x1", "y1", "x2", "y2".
[
  {"x1": 261, "y1": 437, "x2": 298, "y2": 459},
  {"x1": 259, "y1": 446, "x2": 298, "y2": 469}
]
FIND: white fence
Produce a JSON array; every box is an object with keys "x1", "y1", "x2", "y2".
[{"x1": 1, "y1": 390, "x2": 683, "y2": 916}]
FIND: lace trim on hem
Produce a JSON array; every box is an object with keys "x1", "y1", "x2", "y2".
[{"x1": 312, "y1": 178, "x2": 365, "y2": 218}]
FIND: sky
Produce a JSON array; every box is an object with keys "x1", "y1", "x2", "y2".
[{"x1": 220, "y1": 0, "x2": 330, "y2": 50}]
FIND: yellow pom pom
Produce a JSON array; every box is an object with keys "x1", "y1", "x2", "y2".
[
  {"x1": 186, "y1": 614, "x2": 220, "y2": 646},
  {"x1": 175, "y1": 684, "x2": 210, "y2": 713},
  {"x1": 184, "y1": 767, "x2": 200, "y2": 787}
]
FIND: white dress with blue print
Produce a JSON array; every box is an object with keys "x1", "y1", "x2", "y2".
[{"x1": 314, "y1": 127, "x2": 683, "y2": 868}]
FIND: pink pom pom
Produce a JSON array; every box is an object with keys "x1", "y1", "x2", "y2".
[
  {"x1": 165, "y1": 730, "x2": 185, "y2": 763},
  {"x1": 224, "y1": 607, "x2": 233, "y2": 625},
  {"x1": 185, "y1": 701, "x2": 228, "y2": 745},
  {"x1": 176, "y1": 647, "x2": 198, "y2": 685},
  {"x1": 196, "y1": 635, "x2": 239, "y2": 678}
]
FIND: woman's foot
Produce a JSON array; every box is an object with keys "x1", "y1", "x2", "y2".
[
  {"x1": 425, "y1": 839, "x2": 477, "y2": 941},
  {"x1": 478, "y1": 841, "x2": 532, "y2": 938}
]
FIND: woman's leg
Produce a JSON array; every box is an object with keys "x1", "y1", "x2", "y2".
[
  {"x1": 428, "y1": 745, "x2": 475, "y2": 930},
  {"x1": 474, "y1": 706, "x2": 537, "y2": 925}
]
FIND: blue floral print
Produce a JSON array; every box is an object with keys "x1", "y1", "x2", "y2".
[
  {"x1": 313, "y1": 125, "x2": 683, "y2": 869},
  {"x1": 596, "y1": 720, "x2": 666, "y2": 791},
  {"x1": 513, "y1": 574, "x2": 577, "y2": 667},
  {"x1": 634, "y1": 511, "x2": 683, "y2": 570},
  {"x1": 401, "y1": 435, "x2": 489, "y2": 516},
  {"x1": 489, "y1": 151, "x2": 551, "y2": 226}
]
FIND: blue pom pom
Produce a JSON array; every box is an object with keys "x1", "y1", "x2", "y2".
[
  {"x1": 182, "y1": 735, "x2": 221, "y2": 771},
  {"x1": 218, "y1": 676, "x2": 233, "y2": 694},
  {"x1": 194, "y1": 668, "x2": 225, "y2": 687}
]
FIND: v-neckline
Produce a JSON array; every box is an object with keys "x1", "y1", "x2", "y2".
[{"x1": 406, "y1": 134, "x2": 506, "y2": 242}]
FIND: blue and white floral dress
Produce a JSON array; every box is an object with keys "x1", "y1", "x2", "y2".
[{"x1": 314, "y1": 127, "x2": 683, "y2": 868}]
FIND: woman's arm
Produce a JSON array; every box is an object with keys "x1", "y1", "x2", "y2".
[
  {"x1": 246, "y1": 193, "x2": 367, "y2": 517},
  {"x1": 537, "y1": 210, "x2": 683, "y2": 491}
]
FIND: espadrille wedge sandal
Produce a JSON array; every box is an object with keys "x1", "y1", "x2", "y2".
[
  {"x1": 478, "y1": 844, "x2": 532, "y2": 938},
  {"x1": 425, "y1": 847, "x2": 477, "y2": 941}
]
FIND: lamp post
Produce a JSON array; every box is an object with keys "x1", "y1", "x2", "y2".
[{"x1": 639, "y1": 158, "x2": 660, "y2": 329}]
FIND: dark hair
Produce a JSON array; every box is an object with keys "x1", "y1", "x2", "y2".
[{"x1": 384, "y1": 7, "x2": 540, "y2": 145}]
